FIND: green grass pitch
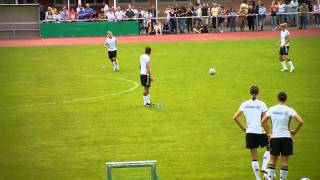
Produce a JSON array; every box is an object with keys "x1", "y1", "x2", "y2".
[{"x1": 0, "y1": 37, "x2": 320, "y2": 180}]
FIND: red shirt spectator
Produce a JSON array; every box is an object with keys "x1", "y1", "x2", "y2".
[{"x1": 70, "y1": 8, "x2": 77, "y2": 21}]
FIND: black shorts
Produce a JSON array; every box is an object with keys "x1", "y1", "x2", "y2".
[
  {"x1": 108, "y1": 50, "x2": 117, "y2": 60},
  {"x1": 140, "y1": 74, "x2": 150, "y2": 87},
  {"x1": 270, "y1": 138, "x2": 293, "y2": 156},
  {"x1": 279, "y1": 46, "x2": 289, "y2": 56},
  {"x1": 246, "y1": 133, "x2": 269, "y2": 149}
]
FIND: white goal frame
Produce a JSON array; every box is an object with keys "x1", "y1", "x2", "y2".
[{"x1": 106, "y1": 160, "x2": 158, "y2": 180}]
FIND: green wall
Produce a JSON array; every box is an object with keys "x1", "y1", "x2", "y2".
[{"x1": 40, "y1": 21, "x2": 139, "y2": 37}]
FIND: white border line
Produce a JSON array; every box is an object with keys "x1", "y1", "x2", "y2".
[{"x1": 9, "y1": 75, "x2": 138, "y2": 108}]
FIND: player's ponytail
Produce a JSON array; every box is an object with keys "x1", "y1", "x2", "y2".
[{"x1": 250, "y1": 85, "x2": 259, "y2": 100}]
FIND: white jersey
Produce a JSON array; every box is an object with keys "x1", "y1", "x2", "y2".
[
  {"x1": 105, "y1": 37, "x2": 117, "y2": 51},
  {"x1": 140, "y1": 54, "x2": 150, "y2": 75},
  {"x1": 115, "y1": 11, "x2": 125, "y2": 21},
  {"x1": 266, "y1": 104, "x2": 297, "y2": 138},
  {"x1": 239, "y1": 99, "x2": 268, "y2": 134},
  {"x1": 280, "y1": 29, "x2": 290, "y2": 47}
]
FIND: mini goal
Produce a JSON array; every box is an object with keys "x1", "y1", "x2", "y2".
[{"x1": 105, "y1": 160, "x2": 158, "y2": 180}]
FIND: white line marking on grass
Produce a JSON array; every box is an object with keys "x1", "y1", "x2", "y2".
[{"x1": 11, "y1": 75, "x2": 138, "y2": 108}]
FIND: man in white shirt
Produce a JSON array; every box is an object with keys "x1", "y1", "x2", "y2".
[
  {"x1": 104, "y1": 31, "x2": 119, "y2": 71},
  {"x1": 115, "y1": 7, "x2": 125, "y2": 21},
  {"x1": 262, "y1": 92, "x2": 303, "y2": 180},
  {"x1": 277, "y1": 23, "x2": 294, "y2": 72},
  {"x1": 106, "y1": 9, "x2": 116, "y2": 22},
  {"x1": 140, "y1": 47, "x2": 154, "y2": 107},
  {"x1": 233, "y1": 85, "x2": 270, "y2": 180}
]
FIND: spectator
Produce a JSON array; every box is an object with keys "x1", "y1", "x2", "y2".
[
  {"x1": 225, "y1": 5, "x2": 232, "y2": 29},
  {"x1": 106, "y1": 9, "x2": 116, "y2": 22},
  {"x1": 217, "y1": 4, "x2": 225, "y2": 33},
  {"x1": 98, "y1": 8, "x2": 105, "y2": 20},
  {"x1": 53, "y1": 9, "x2": 62, "y2": 22},
  {"x1": 258, "y1": 2, "x2": 266, "y2": 30},
  {"x1": 60, "y1": 6, "x2": 70, "y2": 21},
  {"x1": 137, "y1": 7, "x2": 144, "y2": 33},
  {"x1": 177, "y1": 6, "x2": 186, "y2": 33},
  {"x1": 238, "y1": 2, "x2": 247, "y2": 31},
  {"x1": 125, "y1": 5, "x2": 135, "y2": 20},
  {"x1": 277, "y1": 1, "x2": 285, "y2": 25},
  {"x1": 151, "y1": 5, "x2": 157, "y2": 27},
  {"x1": 201, "y1": 3, "x2": 209, "y2": 25},
  {"x1": 154, "y1": 20, "x2": 162, "y2": 35},
  {"x1": 132, "y1": 5, "x2": 138, "y2": 17},
  {"x1": 211, "y1": 3, "x2": 219, "y2": 30},
  {"x1": 270, "y1": 0, "x2": 278, "y2": 31},
  {"x1": 165, "y1": 6, "x2": 171, "y2": 23},
  {"x1": 193, "y1": 22, "x2": 208, "y2": 33},
  {"x1": 290, "y1": 0, "x2": 299, "y2": 26},
  {"x1": 70, "y1": 8, "x2": 77, "y2": 21},
  {"x1": 143, "y1": 10, "x2": 152, "y2": 34},
  {"x1": 186, "y1": 7, "x2": 194, "y2": 33},
  {"x1": 313, "y1": 1, "x2": 320, "y2": 27},
  {"x1": 85, "y1": 3, "x2": 94, "y2": 20},
  {"x1": 284, "y1": 1, "x2": 292, "y2": 25},
  {"x1": 103, "y1": 1, "x2": 109, "y2": 18},
  {"x1": 196, "y1": 5, "x2": 202, "y2": 26},
  {"x1": 162, "y1": 21, "x2": 171, "y2": 34},
  {"x1": 77, "y1": 7, "x2": 87, "y2": 21},
  {"x1": 76, "y1": 4, "x2": 82, "y2": 13},
  {"x1": 40, "y1": 5, "x2": 45, "y2": 21},
  {"x1": 115, "y1": 6, "x2": 125, "y2": 21},
  {"x1": 45, "y1": 7, "x2": 53, "y2": 21},
  {"x1": 169, "y1": 7, "x2": 177, "y2": 33},
  {"x1": 228, "y1": 6, "x2": 237, "y2": 32},
  {"x1": 247, "y1": 5, "x2": 255, "y2": 31},
  {"x1": 299, "y1": 2, "x2": 309, "y2": 29}
]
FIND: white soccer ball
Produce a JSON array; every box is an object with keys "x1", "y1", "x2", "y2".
[
  {"x1": 300, "y1": 178, "x2": 310, "y2": 180},
  {"x1": 209, "y1": 68, "x2": 216, "y2": 75}
]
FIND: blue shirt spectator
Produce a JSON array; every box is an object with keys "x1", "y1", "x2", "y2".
[
  {"x1": 85, "y1": 3, "x2": 94, "y2": 19},
  {"x1": 78, "y1": 7, "x2": 87, "y2": 20}
]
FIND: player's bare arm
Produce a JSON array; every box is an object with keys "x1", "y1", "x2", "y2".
[
  {"x1": 233, "y1": 110, "x2": 246, "y2": 132},
  {"x1": 146, "y1": 63, "x2": 154, "y2": 81},
  {"x1": 261, "y1": 114, "x2": 271, "y2": 138},
  {"x1": 290, "y1": 114, "x2": 303, "y2": 137}
]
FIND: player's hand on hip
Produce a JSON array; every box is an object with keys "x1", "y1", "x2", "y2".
[
  {"x1": 290, "y1": 130, "x2": 297, "y2": 137},
  {"x1": 150, "y1": 76, "x2": 154, "y2": 81}
]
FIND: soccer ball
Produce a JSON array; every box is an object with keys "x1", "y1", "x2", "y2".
[
  {"x1": 300, "y1": 178, "x2": 310, "y2": 180},
  {"x1": 209, "y1": 68, "x2": 216, "y2": 75}
]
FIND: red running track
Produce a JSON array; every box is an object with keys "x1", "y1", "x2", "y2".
[{"x1": 0, "y1": 28, "x2": 319, "y2": 47}]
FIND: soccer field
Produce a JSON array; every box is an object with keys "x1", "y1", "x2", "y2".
[{"x1": 1, "y1": 37, "x2": 320, "y2": 180}]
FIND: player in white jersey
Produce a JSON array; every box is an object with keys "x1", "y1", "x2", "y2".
[
  {"x1": 277, "y1": 23, "x2": 294, "y2": 72},
  {"x1": 140, "y1": 47, "x2": 154, "y2": 107},
  {"x1": 233, "y1": 85, "x2": 270, "y2": 180},
  {"x1": 262, "y1": 92, "x2": 303, "y2": 180},
  {"x1": 104, "y1": 31, "x2": 119, "y2": 71}
]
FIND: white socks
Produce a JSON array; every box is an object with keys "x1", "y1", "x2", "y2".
[
  {"x1": 267, "y1": 165, "x2": 275, "y2": 180},
  {"x1": 143, "y1": 94, "x2": 151, "y2": 105},
  {"x1": 280, "y1": 166, "x2": 288, "y2": 180},
  {"x1": 281, "y1": 61, "x2": 288, "y2": 70},
  {"x1": 111, "y1": 60, "x2": 118, "y2": 71},
  {"x1": 261, "y1": 151, "x2": 270, "y2": 172},
  {"x1": 251, "y1": 160, "x2": 261, "y2": 180}
]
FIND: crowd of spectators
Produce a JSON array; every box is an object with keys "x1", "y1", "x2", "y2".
[{"x1": 39, "y1": 0, "x2": 320, "y2": 34}]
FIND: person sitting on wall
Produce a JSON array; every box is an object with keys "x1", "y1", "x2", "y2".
[
  {"x1": 193, "y1": 22, "x2": 208, "y2": 33},
  {"x1": 162, "y1": 21, "x2": 171, "y2": 34},
  {"x1": 149, "y1": 21, "x2": 162, "y2": 35},
  {"x1": 70, "y1": 8, "x2": 77, "y2": 21}
]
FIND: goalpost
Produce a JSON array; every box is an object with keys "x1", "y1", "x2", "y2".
[{"x1": 106, "y1": 160, "x2": 158, "y2": 180}]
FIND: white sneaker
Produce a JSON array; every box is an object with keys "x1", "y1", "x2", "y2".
[
  {"x1": 281, "y1": 68, "x2": 288, "y2": 72},
  {"x1": 290, "y1": 67, "x2": 294, "y2": 72}
]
